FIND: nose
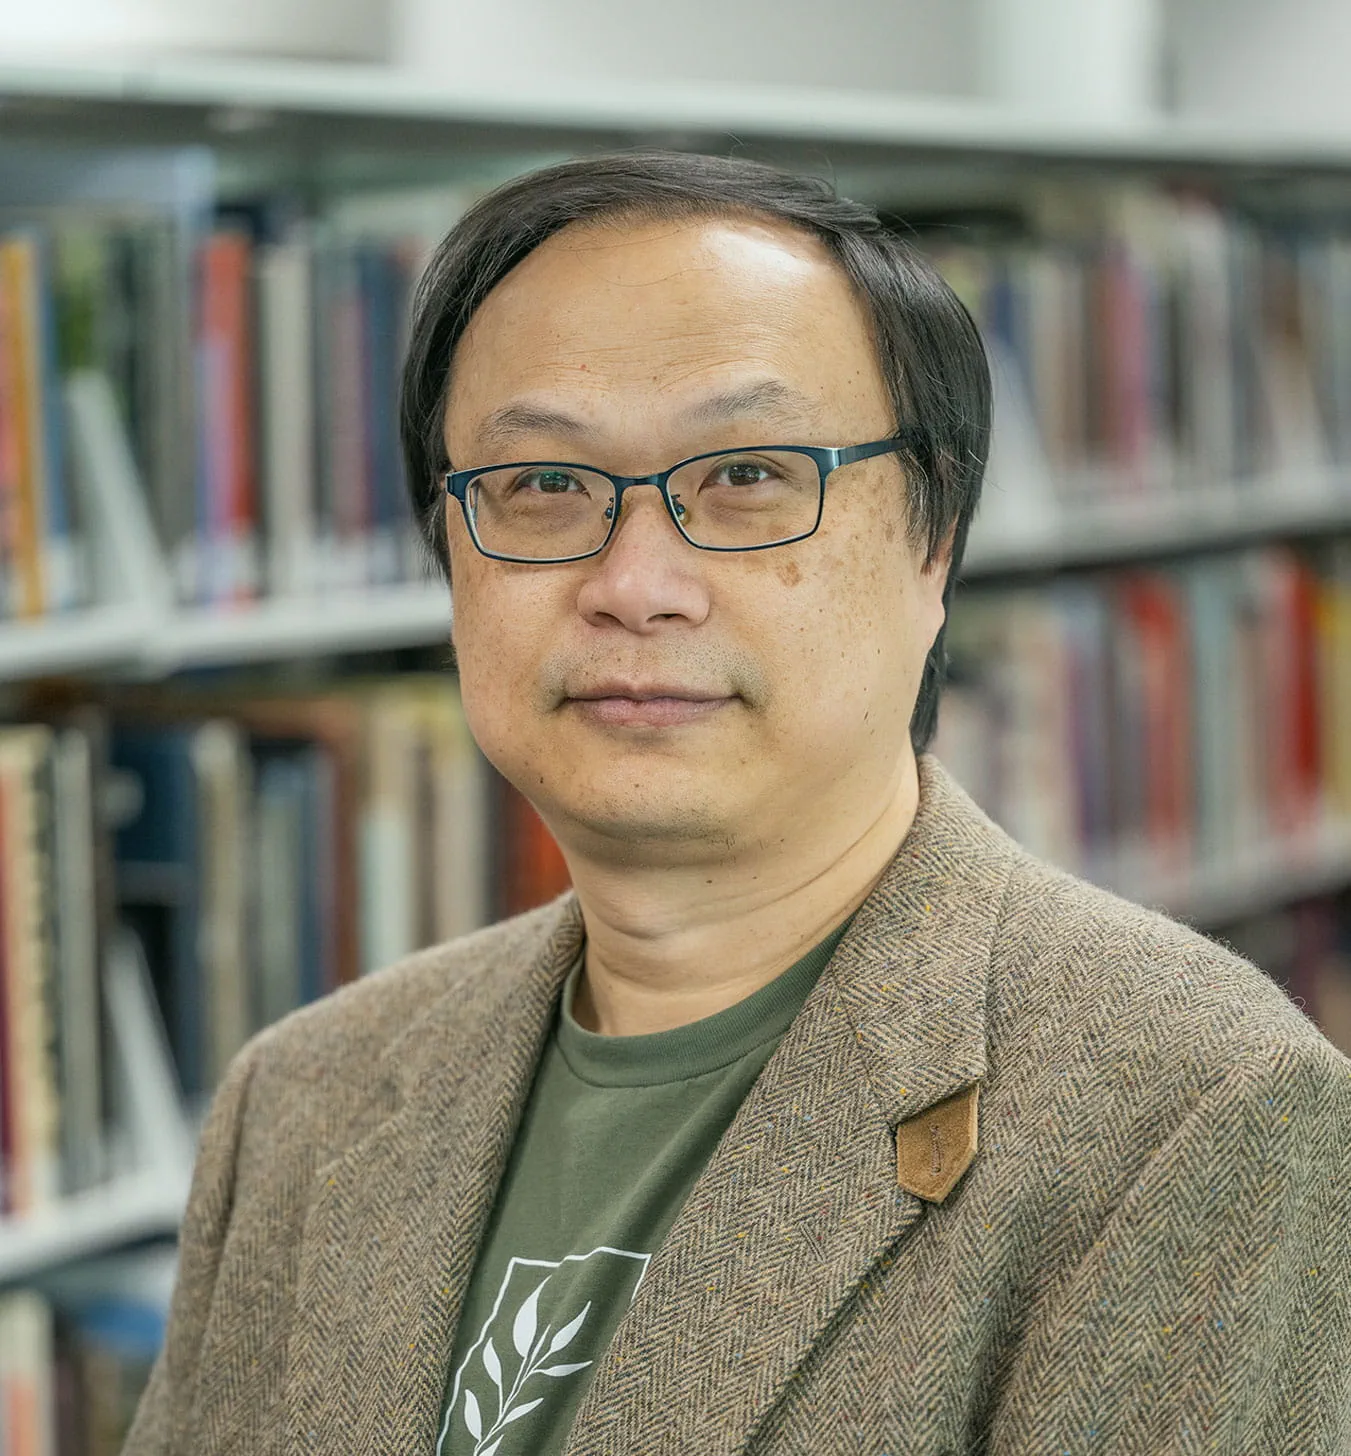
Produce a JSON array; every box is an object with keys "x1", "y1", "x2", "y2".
[{"x1": 574, "y1": 482, "x2": 711, "y2": 634}]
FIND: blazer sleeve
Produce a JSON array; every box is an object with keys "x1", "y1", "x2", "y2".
[
  {"x1": 121, "y1": 1036, "x2": 263, "y2": 1456},
  {"x1": 989, "y1": 1034, "x2": 1351, "y2": 1455}
]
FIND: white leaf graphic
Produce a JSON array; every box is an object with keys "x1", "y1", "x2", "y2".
[
  {"x1": 502, "y1": 1397, "x2": 544, "y2": 1426},
  {"x1": 513, "y1": 1280, "x2": 546, "y2": 1359},
  {"x1": 463, "y1": 1388, "x2": 482, "y2": 1441},
  {"x1": 479, "y1": 1441, "x2": 502, "y2": 1456},
  {"x1": 539, "y1": 1359, "x2": 592, "y2": 1378},
  {"x1": 528, "y1": 1321, "x2": 553, "y2": 1366},
  {"x1": 547, "y1": 1302, "x2": 591, "y2": 1356},
  {"x1": 482, "y1": 1337, "x2": 502, "y2": 1395}
]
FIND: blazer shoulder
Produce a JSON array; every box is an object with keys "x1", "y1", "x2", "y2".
[{"x1": 994, "y1": 846, "x2": 1345, "y2": 1079}]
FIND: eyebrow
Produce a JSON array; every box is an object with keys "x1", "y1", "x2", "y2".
[{"x1": 473, "y1": 379, "x2": 823, "y2": 453}]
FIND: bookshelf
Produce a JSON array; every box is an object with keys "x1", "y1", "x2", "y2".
[
  {"x1": 961, "y1": 476, "x2": 1351, "y2": 577},
  {"x1": 148, "y1": 580, "x2": 451, "y2": 673},
  {"x1": 1114, "y1": 820, "x2": 1351, "y2": 929},
  {"x1": 0, "y1": 606, "x2": 149, "y2": 684},
  {"x1": 2, "y1": 57, "x2": 1351, "y2": 1316},
  {"x1": 1, "y1": 54, "x2": 1351, "y2": 170}
]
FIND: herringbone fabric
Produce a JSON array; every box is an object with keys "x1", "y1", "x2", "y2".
[{"x1": 122, "y1": 755, "x2": 1351, "y2": 1456}]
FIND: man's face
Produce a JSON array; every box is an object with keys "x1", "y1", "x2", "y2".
[{"x1": 443, "y1": 214, "x2": 950, "y2": 867}]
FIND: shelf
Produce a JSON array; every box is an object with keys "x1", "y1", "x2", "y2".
[
  {"x1": 0, "y1": 605, "x2": 151, "y2": 685},
  {"x1": 0, "y1": 1168, "x2": 189, "y2": 1285},
  {"x1": 2, "y1": 54, "x2": 1351, "y2": 171},
  {"x1": 963, "y1": 479, "x2": 1351, "y2": 578},
  {"x1": 148, "y1": 579, "x2": 452, "y2": 672},
  {"x1": 1105, "y1": 819, "x2": 1351, "y2": 928}
]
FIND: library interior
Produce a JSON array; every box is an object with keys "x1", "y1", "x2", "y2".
[{"x1": 0, "y1": 0, "x2": 1348, "y2": 1447}]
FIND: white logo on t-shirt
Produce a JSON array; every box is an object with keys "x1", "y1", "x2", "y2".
[{"x1": 436, "y1": 1247, "x2": 651, "y2": 1456}]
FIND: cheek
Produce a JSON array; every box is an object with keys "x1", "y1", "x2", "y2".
[
  {"x1": 789, "y1": 531, "x2": 932, "y2": 729},
  {"x1": 448, "y1": 562, "x2": 550, "y2": 750}
]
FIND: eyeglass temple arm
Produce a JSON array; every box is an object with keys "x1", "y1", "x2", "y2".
[{"x1": 831, "y1": 430, "x2": 924, "y2": 470}]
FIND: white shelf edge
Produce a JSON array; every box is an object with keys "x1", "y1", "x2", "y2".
[
  {"x1": 963, "y1": 479, "x2": 1351, "y2": 577},
  {"x1": 0, "y1": 1167, "x2": 189, "y2": 1284},
  {"x1": 1104, "y1": 820, "x2": 1351, "y2": 928},
  {"x1": 3, "y1": 54, "x2": 1351, "y2": 167},
  {"x1": 0, "y1": 604, "x2": 151, "y2": 684},
  {"x1": 149, "y1": 579, "x2": 451, "y2": 671}
]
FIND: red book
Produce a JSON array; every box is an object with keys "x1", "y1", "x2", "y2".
[
  {"x1": 501, "y1": 786, "x2": 570, "y2": 918},
  {"x1": 1288, "y1": 558, "x2": 1323, "y2": 830},
  {"x1": 1094, "y1": 247, "x2": 1151, "y2": 485},
  {"x1": 199, "y1": 231, "x2": 258, "y2": 604},
  {"x1": 0, "y1": 765, "x2": 11, "y2": 1216},
  {"x1": 1249, "y1": 550, "x2": 1308, "y2": 839},
  {"x1": 1119, "y1": 572, "x2": 1193, "y2": 862}
]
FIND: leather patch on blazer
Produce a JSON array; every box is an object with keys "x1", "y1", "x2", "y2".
[{"x1": 895, "y1": 1082, "x2": 980, "y2": 1203}]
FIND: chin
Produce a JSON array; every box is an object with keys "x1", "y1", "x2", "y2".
[{"x1": 542, "y1": 779, "x2": 737, "y2": 856}]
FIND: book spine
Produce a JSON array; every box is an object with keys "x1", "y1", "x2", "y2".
[
  {"x1": 0, "y1": 235, "x2": 49, "y2": 618},
  {"x1": 0, "y1": 729, "x2": 60, "y2": 1214}
]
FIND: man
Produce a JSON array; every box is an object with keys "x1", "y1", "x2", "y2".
[{"x1": 126, "y1": 152, "x2": 1350, "y2": 1456}]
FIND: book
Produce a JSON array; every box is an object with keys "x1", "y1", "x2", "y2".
[
  {"x1": 195, "y1": 229, "x2": 259, "y2": 606},
  {"x1": 0, "y1": 1288, "x2": 56, "y2": 1456},
  {"x1": 0, "y1": 727, "x2": 61, "y2": 1217},
  {"x1": 51, "y1": 725, "x2": 106, "y2": 1197},
  {"x1": 255, "y1": 235, "x2": 317, "y2": 598},
  {"x1": 107, "y1": 724, "x2": 206, "y2": 1103},
  {"x1": 190, "y1": 720, "x2": 252, "y2": 1091}
]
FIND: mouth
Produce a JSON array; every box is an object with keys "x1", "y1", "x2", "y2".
[{"x1": 565, "y1": 684, "x2": 735, "y2": 729}]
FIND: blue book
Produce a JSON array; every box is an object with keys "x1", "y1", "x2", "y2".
[
  {"x1": 109, "y1": 725, "x2": 204, "y2": 1101},
  {"x1": 250, "y1": 740, "x2": 334, "y2": 1011}
]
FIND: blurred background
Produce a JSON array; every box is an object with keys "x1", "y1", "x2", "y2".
[{"x1": 0, "y1": 0, "x2": 1349, "y2": 1444}]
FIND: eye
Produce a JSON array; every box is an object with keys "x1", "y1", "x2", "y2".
[
  {"x1": 706, "y1": 457, "x2": 777, "y2": 489},
  {"x1": 516, "y1": 467, "x2": 585, "y2": 495}
]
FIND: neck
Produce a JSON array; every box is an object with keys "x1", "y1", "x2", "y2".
[{"x1": 565, "y1": 751, "x2": 922, "y2": 1036}]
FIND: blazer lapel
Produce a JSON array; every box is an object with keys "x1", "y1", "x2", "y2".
[
  {"x1": 564, "y1": 756, "x2": 1017, "y2": 1456},
  {"x1": 283, "y1": 898, "x2": 585, "y2": 1456}
]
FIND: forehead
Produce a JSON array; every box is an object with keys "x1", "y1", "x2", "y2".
[{"x1": 445, "y1": 213, "x2": 891, "y2": 451}]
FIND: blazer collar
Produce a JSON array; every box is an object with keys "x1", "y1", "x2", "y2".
[
  {"x1": 829, "y1": 750, "x2": 1014, "y2": 1125},
  {"x1": 283, "y1": 754, "x2": 1015, "y2": 1456}
]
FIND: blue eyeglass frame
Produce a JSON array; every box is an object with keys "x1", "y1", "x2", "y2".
[{"x1": 443, "y1": 430, "x2": 923, "y2": 564}]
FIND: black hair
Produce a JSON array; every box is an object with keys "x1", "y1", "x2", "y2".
[{"x1": 399, "y1": 149, "x2": 990, "y2": 752}]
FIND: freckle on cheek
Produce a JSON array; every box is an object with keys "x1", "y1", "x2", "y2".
[{"x1": 775, "y1": 558, "x2": 803, "y2": 588}]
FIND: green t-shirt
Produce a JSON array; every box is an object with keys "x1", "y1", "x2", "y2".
[{"x1": 434, "y1": 921, "x2": 850, "y2": 1456}]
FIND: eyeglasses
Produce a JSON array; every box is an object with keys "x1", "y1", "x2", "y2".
[{"x1": 444, "y1": 433, "x2": 921, "y2": 564}]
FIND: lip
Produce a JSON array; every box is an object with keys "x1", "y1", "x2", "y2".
[
  {"x1": 565, "y1": 683, "x2": 734, "y2": 728},
  {"x1": 568, "y1": 682, "x2": 725, "y2": 702}
]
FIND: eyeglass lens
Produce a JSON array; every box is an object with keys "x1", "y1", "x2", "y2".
[{"x1": 466, "y1": 449, "x2": 823, "y2": 560}]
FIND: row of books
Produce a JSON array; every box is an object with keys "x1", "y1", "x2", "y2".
[
  {"x1": 193, "y1": 221, "x2": 432, "y2": 604},
  {"x1": 934, "y1": 540, "x2": 1351, "y2": 894},
  {"x1": 6, "y1": 174, "x2": 1351, "y2": 625},
  {"x1": 0, "y1": 1248, "x2": 172, "y2": 1456},
  {"x1": 0, "y1": 204, "x2": 466, "y2": 620},
  {"x1": 919, "y1": 185, "x2": 1351, "y2": 502},
  {"x1": 1, "y1": 676, "x2": 570, "y2": 1215}
]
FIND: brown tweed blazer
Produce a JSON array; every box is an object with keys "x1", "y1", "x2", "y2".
[{"x1": 124, "y1": 754, "x2": 1351, "y2": 1456}]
